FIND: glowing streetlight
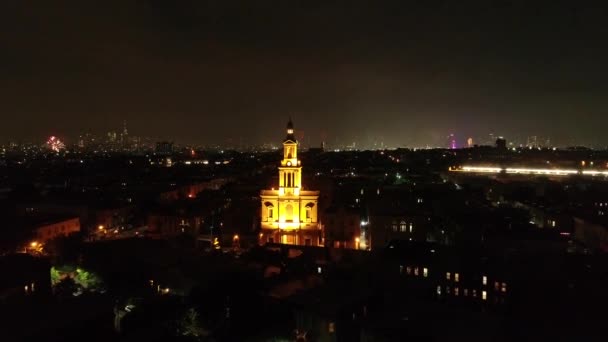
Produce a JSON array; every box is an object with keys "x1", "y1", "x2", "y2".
[{"x1": 30, "y1": 241, "x2": 38, "y2": 248}]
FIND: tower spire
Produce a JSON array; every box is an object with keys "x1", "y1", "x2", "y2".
[{"x1": 285, "y1": 117, "x2": 295, "y2": 142}]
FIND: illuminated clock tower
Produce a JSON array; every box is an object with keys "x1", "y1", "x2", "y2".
[{"x1": 260, "y1": 119, "x2": 321, "y2": 246}]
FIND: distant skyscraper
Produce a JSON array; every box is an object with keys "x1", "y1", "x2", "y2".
[
  {"x1": 155, "y1": 141, "x2": 173, "y2": 155},
  {"x1": 496, "y1": 137, "x2": 507, "y2": 150},
  {"x1": 527, "y1": 136, "x2": 538, "y2": 148},
  {"x1": 447, "y1": 133, "x2": 457, "y2": 149},
  {"x1": 488, "y1": 133, "x2": 496, "y2": 146},
  {"x1": 107, "y1": 131, "x2": 117, "y2": 143}
]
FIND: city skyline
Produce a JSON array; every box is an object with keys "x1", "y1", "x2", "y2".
[
  {"x1": 2, "y1": 1, "x2": 607, "y2": 146},
  {"x1": 1, "y1": 122, "x2": 604, "y2": 150}
]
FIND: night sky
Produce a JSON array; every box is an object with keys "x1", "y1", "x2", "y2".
[{"x1": 2, "y1": 1, "x2": 607, "y2": 147}]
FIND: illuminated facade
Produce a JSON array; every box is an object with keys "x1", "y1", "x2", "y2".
[{"x1": 260, "y1": 119, "x2": 321, "y2": 246}]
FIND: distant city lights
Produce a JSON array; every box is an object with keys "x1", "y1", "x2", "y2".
[{"x1": 450, "y1": 166, "x2": 608, "y2": 177}]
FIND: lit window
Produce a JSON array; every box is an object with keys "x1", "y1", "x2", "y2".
[
  {"x1": 328, "y1": 322, "x2": 335, "y2": 333},
  {"x1": 482, "y1": 275, "x2": 487, "y2": 285},
  {"x1": 437, "y1": 286, "x2": 441, "y2": 295},
  {"x1": 454, "y1": 273, "x2": 460, "y2": 282},
  {"x1": 392, "y1": 222, "x2": 398, "y2": 232},
  {"x1": 501, "y1": 282, "x2": 507, "y2": 293},
  {"x1": 494, "y1": 281, "x2": 500, "y2": 290},
  {"x1": 472, "y1": 289, "x2": 477, "y2": 298},
  {"x1": 406, "y1": 266, "x2": 411, "y2": 275},
  {"x1": 446, "y1": 272, "x2": 451, "y2": 280},
  {"x1": 414, "y1": 267, "x2": 419, "y2": 276},
  {"x1": 423, "y1": 267, "x2": 428, "y2": 278},
  {"x1": 317, "y1": 267, "x2": 322, "y2": 274},
  {"x1": 482, "y1": 291, "x2": 487, "y2": 300},
  {"x1": 409, "y1": 223, "x2": 413, "y2": 232},
  {"x1": 399, "y1": 265, "x2": 403, "y2": 274},
  {"x1": 454, "y1": 287, "x2": 459, "y2": 296},
  {"x1": 400, "y1": 221, "x2": 407, "y2": 232}
]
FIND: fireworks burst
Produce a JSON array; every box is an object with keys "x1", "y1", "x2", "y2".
[{"x1": 47, "y1": 136, "x2": 65, "y2": 152}]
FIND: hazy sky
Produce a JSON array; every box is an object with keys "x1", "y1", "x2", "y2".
[{"x1": 2, "y1": 1, "x2": 607, "y2": 147}]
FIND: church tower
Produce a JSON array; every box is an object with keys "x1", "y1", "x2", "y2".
[{"x1": 260, "y1": 119, "x2": 321, "y2": 246}]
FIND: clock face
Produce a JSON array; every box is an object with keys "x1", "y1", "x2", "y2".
[{"x1": 287, "y1": 161, "x2": 292, "y2": 166}]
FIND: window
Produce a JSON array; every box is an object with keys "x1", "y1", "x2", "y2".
[
  {"x1": 400, "y1": 221, "x2": 407, "y2": 232},
  {"x1": 285, "y1": 204, "x2": 293, "y2": 220},
  {"x1": 482, "y1": 290, "x2": 487, "y2": 300},
  {"x1": 392, "y1": 222, "x2": 398, "y2": 232},
  {"x1": 414, "y1": 267, "x2": 419, "y2": 276},
  {"x1": 436, "y1": 286, "x2": 441, "y2": 295},
  {"x1": 399, "y1": 265, "x2": 404, "y2": 274},
  {"x1": 306, "y1": 208, "x2": 311, "y2": 219},
  {"x1": 446, "y1": 272, "x2": 451, "y2": 280},
  {"x1": 317, "y1": 267, "x2": 322, "y2": 274},
  {"x1": 454, "y1": 273, "x2": 460, "y2": 282},
  {"x1": 494, "y1": 281, "x2": 500, "y2": 290},
  {"x1": 482, "y1": 275, "x2": 487, "y2": 285},
  {"x1": 501, "y1": 282, "x2": 507, "y2": 293},
  {"x1": 409, "y1": 223, "x2": 413, "y2": 233},
  {"x1": 423, "y1": 268, "x2": 428, "y2": 278},
  {"x1": 268, "y1": 208, "x2": 273, "y2": 219},
  {"x1": 454, "y1": 287, "x2": 459, "y2": 296},
  {"x1": 464, "y1": 289, "x2": 468, "y2": 296},
  {"x1": 328, "y1": 322, "x2": 335, "y2": 333},
  {"x1": 406, "y1": 266, "x2": 412, "y2": 275}
]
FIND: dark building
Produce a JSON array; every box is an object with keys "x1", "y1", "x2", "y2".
[
  {"x1": 495, "y1": 137, "x2": 507, "y2": 150},
  {"x1": 155, "y1": 141, "x2": 174, "y2": 155}
]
